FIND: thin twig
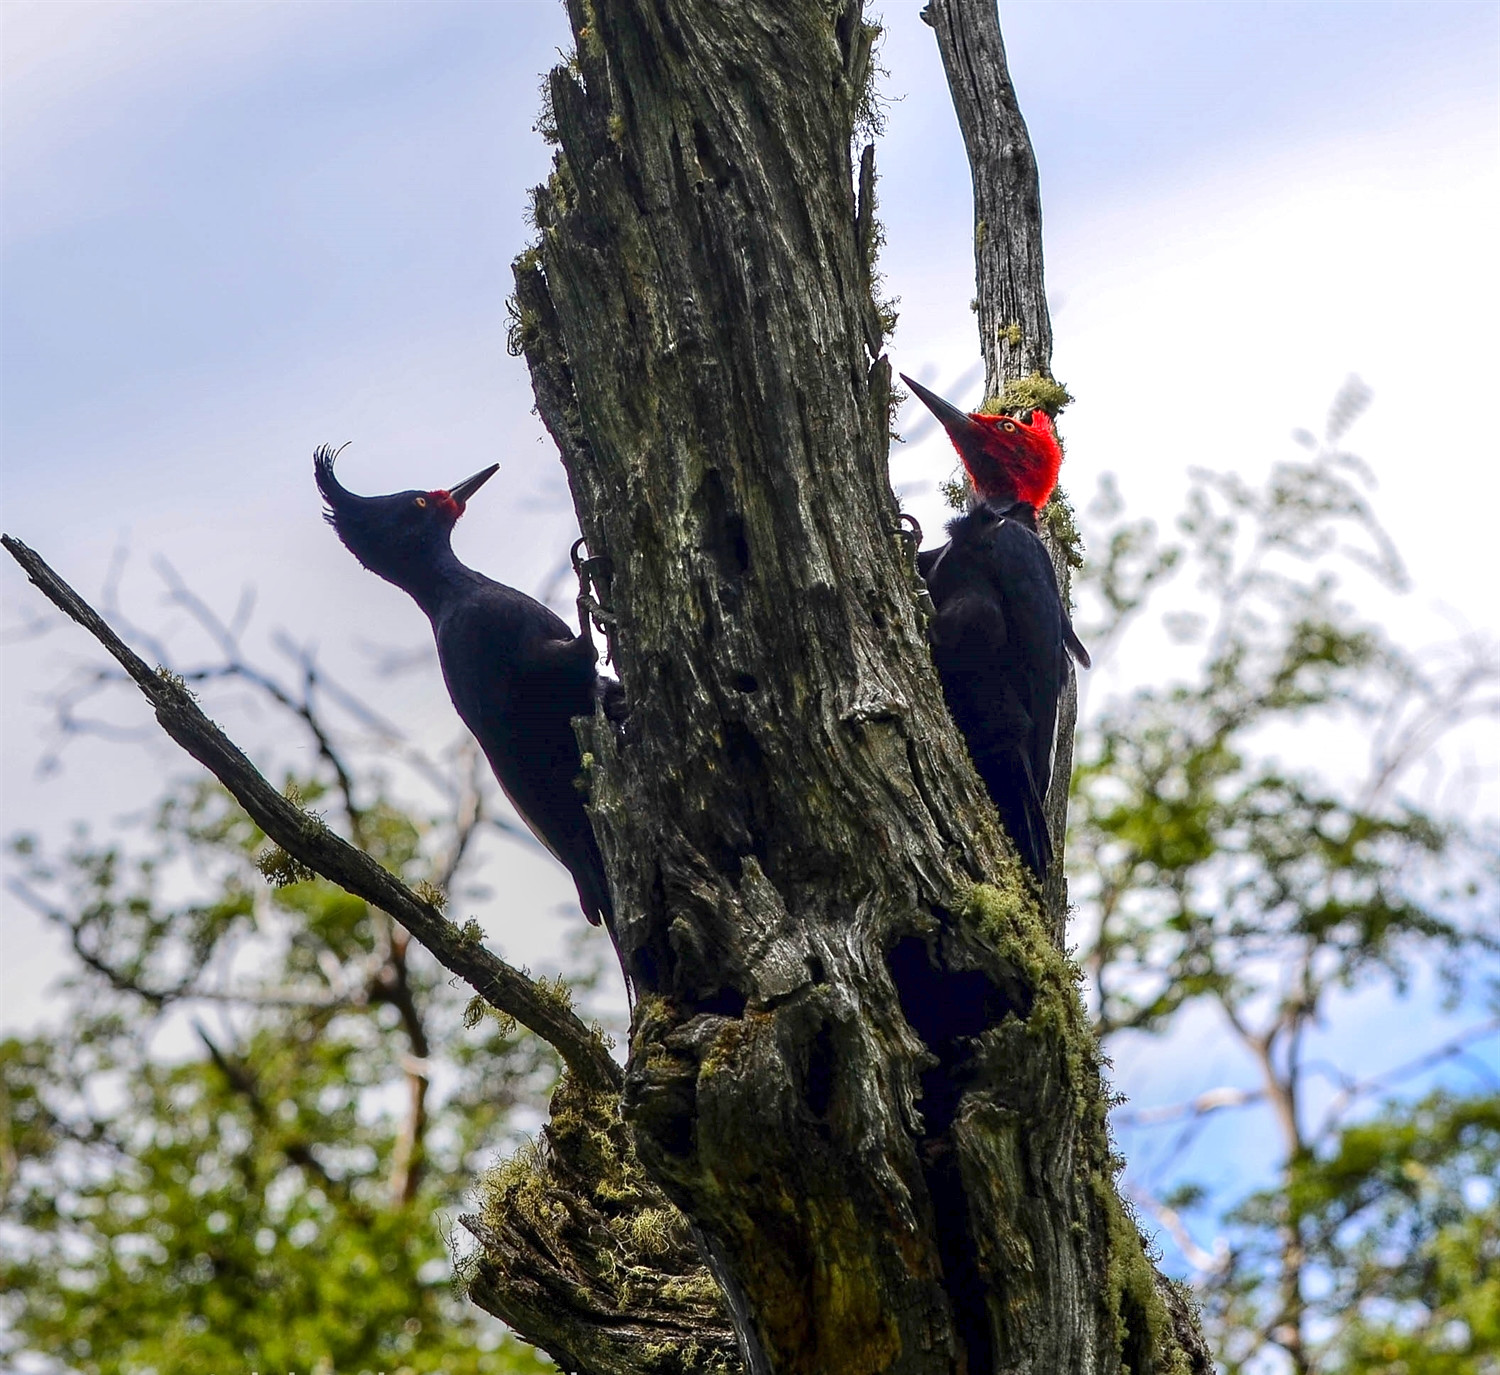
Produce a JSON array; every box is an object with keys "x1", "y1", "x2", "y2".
[
  {"x1": 1126, "y1": 1182, "x2": 1228, "y2": 1278},
  {"x1": 1313, "y1": 1016, "x2": 1500, "y2": 1141},
  {"x1": 1113, "y1": 1084, "x2": 1261, "y2": 1130}
]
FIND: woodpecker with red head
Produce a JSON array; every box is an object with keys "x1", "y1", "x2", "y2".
[
  {"x1": 314, "y1": 445, "x2": 616, "y2": 926},
  {"x1": 900, "y1": 374, "x2": 1090, "y2": 881}
]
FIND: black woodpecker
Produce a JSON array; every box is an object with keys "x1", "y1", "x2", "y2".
[
  {"x1": 901, "y1": 375, "x2": 1090, "y2": 880},
  {"x1": 315, "y1": 446, "x2": 616, "y2": 925}
]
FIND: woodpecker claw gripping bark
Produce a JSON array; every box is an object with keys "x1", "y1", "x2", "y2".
[
  {"x1": 570, "y1": 537, "x2": 617, "y2": 664},
  {"x1": 898, "y1": 513, "x2": 937, "y2": 618}
]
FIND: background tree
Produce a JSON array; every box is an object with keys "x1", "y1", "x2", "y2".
[
  {"x1": 0, "y1": 602, "x2": 575, "y2": 1374},
  {"x1": 1071, "y1": 381, "x2": 1500, "y2": 1373}
]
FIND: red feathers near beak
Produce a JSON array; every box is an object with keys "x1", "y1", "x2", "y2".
[
  {"x1": 430, "y1": 464, "x2": 501, "y2": 520},
  {"x1": 900, "y1": 373, "x2": 1063, "y2": 509}
]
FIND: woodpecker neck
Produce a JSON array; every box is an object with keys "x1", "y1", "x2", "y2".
[{"x1": 373, "y1": 538, "x2": 478, "y2": 618}]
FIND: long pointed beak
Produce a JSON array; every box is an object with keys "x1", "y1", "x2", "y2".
[
  {"x1": 899, "y1": 373, "x2": 986, "y2": 451},
  {"x1": 447, "y1": 464, "x2": 500, "y2": 505}
]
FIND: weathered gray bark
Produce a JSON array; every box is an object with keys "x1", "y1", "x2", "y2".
[
  {"x1": 923, "y1": 0, "x2": 1080, "y2": 944},
  {"x1": 463, "y1": 1073, "x2": 739, "y2": 1373},
  {"x1": 469, "y1": 2, "x2": 1212, "y2": 1372},
  {"x1": 923, "y1": 1, "x2": 1051, "y2": 388}
]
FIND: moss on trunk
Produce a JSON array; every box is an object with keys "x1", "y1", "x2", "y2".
[{"x1": 465, "y1": 3, "x2": 1213, "y2": 1371}]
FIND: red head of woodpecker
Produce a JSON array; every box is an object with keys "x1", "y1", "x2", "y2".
[{"x1": 900, "y1": 373, "x2": 1063, "y2": 510}]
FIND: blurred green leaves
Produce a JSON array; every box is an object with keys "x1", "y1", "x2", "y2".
[
  {"x1": 1218, "y1": 1094, "x2": 1500, "y2": 1374},
  {"x1": 1071, "y1": 380, "x2": 1499, "y2": 1371},
  {"x1": 2, "y1": 773, "x2": 556, "y2": 1374}
]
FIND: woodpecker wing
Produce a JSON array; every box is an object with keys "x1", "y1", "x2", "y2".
[
  {"x1": 980, "y1": 515, "x2": 1070, "y2": 803},
  {"x1": 432, "y1": 581, "x2": 614, "y2": 926},
  {"x1": 921, "y1": 503, "x2": 1074, "y2": 879}
]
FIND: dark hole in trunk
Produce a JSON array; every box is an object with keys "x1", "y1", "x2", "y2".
[
  {"x1": 803, "y1": 1019, "x2": 837, "y2": 1120},
  {"x1": 701, "y1": 468, "x2": 751, "y2": 580},
  {"x1": 695, "y1": 987, "x2": 748, "y2": 1019},
  {"x1": 888, "y1": 933, "x2": 1035, "y2": 1373}
]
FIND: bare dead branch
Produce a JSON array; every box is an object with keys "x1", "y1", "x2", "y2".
[
  {"x1": 1362, "y1": 636, "x2": 1500, "y2": 811},
  {"x1": 0, "y1": 601, "x2": 56, "y2": 645},
  {"x1": 1114, "y1": 1085, "x2": 1262, "y2": 1130},
  {"x1": 1312, "y1": 1016, "x2": 1500, "y2": 1141},
  {"x1": 154, "y1": 557, "x2": 371, "y2": 844},
  {"x1": 922, "y1": 0, "x2": 1053, "y2": 393},
  {"x1": 195, "y1": 1021, "x2": 368, "y2": 1216},
  {"x1": 371, "y1": 921, "x2": 433, "y2": 1205},
  {"x1": 5, "y1": 875, "x2": 192, "y2": 1008},
  {"x1": 432, "y1": 739, "x2": 487, "y2": 892}
]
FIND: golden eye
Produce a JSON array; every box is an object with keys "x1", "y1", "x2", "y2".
[
  {"x1": 1002, "y1": 421, "x2": 1017, "y2": 433},
  {"x1": 414, "y1": 496, "x2": 428, "y2": 508}
]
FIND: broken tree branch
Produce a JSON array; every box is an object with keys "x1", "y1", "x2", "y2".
[{"x1": 925, "y1": 0, "x2": 1081, "y2": 944}]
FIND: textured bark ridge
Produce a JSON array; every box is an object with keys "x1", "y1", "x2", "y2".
[
  {"x1": 470, "y1": 2, "x2": 1210, "y2": 1371},
  {"x1": 922, "y1": 0, "x2": 1051, "y2": 388},
  {"x1": 463, "y1": 1073, "x2": 739, "y2": 1374}
]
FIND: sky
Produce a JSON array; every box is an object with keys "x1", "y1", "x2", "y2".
[{"x1": 3, "y1": 0, "x2": 1498, "y2": 1283}]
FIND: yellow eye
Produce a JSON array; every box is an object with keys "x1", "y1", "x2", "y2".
[
  {"x1": 1002, "y1": 421, "x2": 1017, "y2": 433},
  {"x1": 414, "y1": 496, "x2": 428, "y2": 508}
]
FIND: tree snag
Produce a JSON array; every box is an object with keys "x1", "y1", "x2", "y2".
[
  {"x1": 1, "y1": 1, "x2": 1216, "y2": 1367},
  {"x1": 496, "y1": 1, "x2": 1212, "y2": 1371}
]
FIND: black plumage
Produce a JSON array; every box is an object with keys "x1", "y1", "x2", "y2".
[
  {"x1": 918, "y1": 499, "x2": 1088, "y2": 880},
  {"x1": 900, "y1": 372, "x2": 1089, "y2": 881},
  {"x1": 314, "y1": 445, "x2": 615, "y2": 925}
]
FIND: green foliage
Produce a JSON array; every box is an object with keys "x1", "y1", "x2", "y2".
[
  {"x1": 2, "y1": 777, "x2": 557, "y2": 1374},
  {"x1": 1070, "y1": 380, "x2": 1500, "y2": 1372},
  {"x1": 1216, "y1": 1093, "x2": 1500, "y2": 1374},
  {"x1": 1072, "y1": 387, "x2": 1489, "y2": 1039}
]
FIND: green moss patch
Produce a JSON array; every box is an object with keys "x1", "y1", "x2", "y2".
[
  {"x1": 471, "y1": 1073, "x2": 735, "y2": 1371},
  {"x1": 978, "y1": 373, "x2": 1073, "y2": 418}
]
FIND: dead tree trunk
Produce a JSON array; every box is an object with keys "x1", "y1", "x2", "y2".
[{"x1": 475, "y1": 2, "x2": 1212, "y2": 1371}]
